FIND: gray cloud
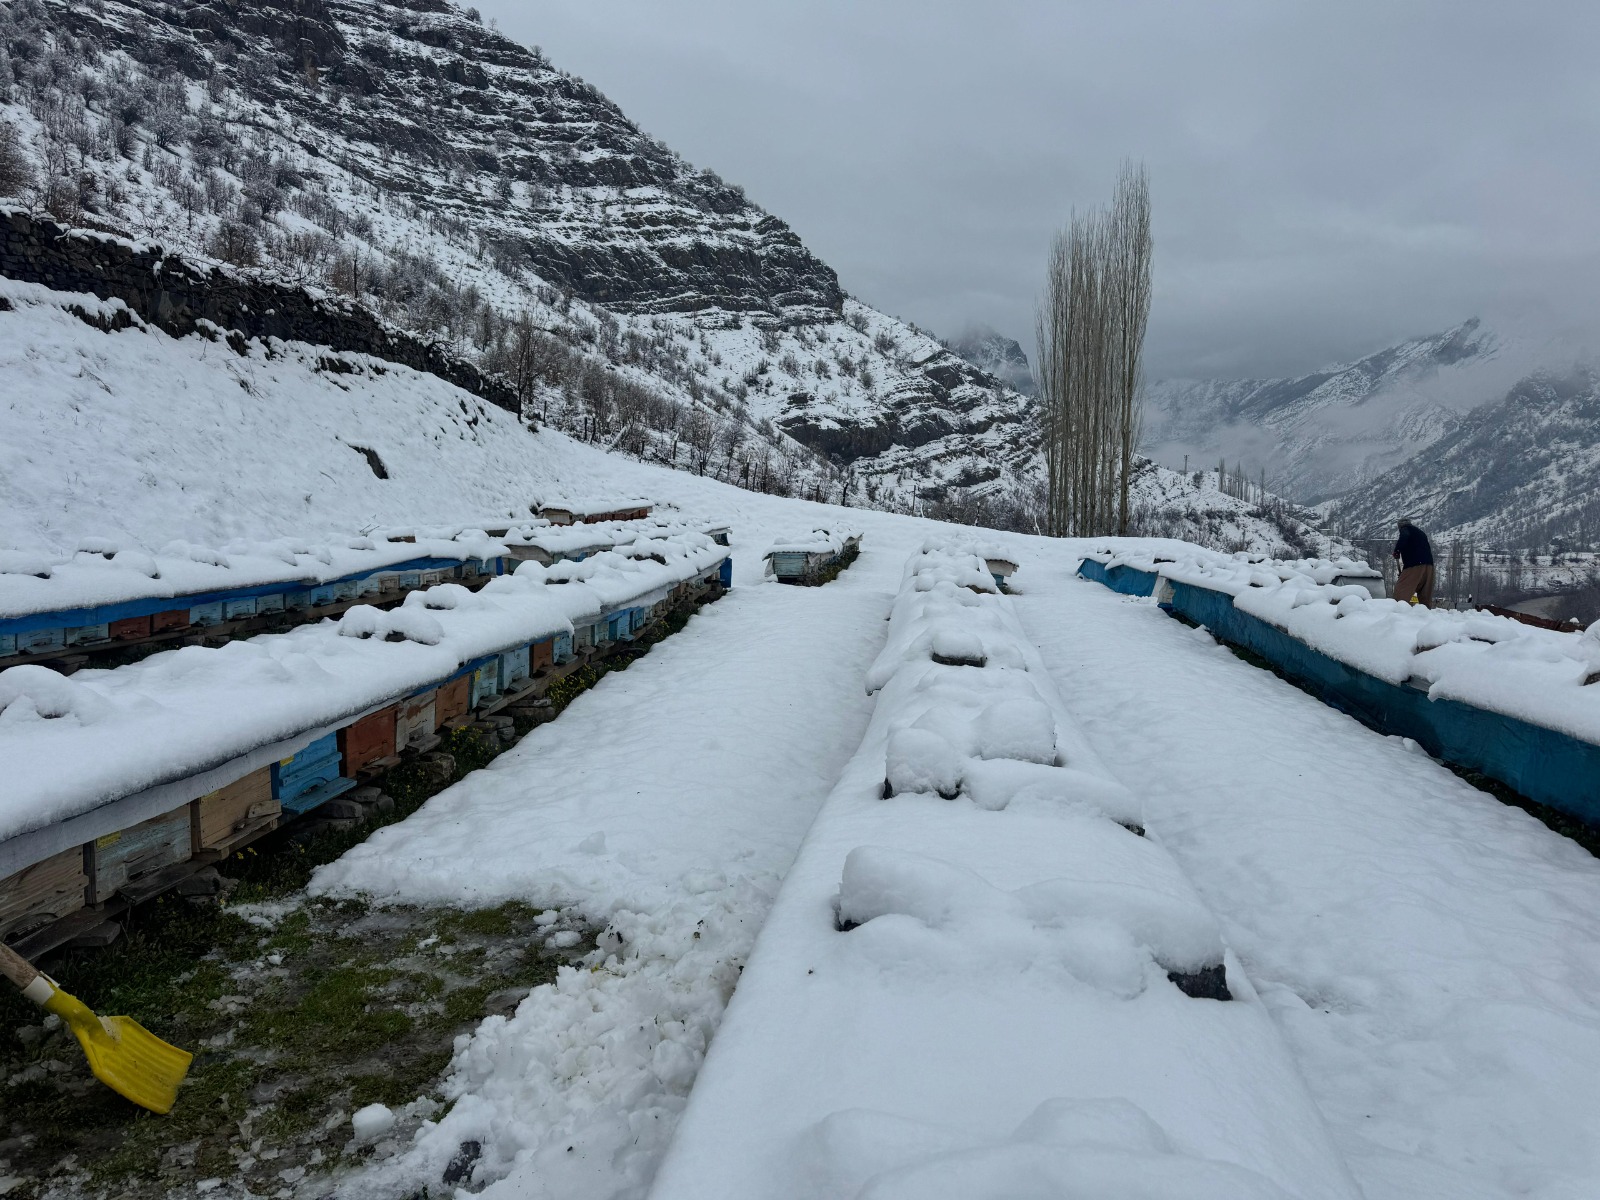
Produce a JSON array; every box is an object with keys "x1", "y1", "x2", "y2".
[{"x1": 477, "y1": 0, "x2": 1600, "y2": 380}]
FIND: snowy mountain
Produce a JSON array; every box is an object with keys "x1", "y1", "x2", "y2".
[
  {"x1": 948, "y1": 325, "x2": 1037, "y2": 396},
  {"x1": 0, "y1": 0, "x2": 1041, "y2": 520},
  {"x1": 1144, "y1": 320, "x2": 1504, "y2": 502},
  {"x1": 1326, "y1": 364, "x2": 1600, "y2": 547},
  {"x1": 0, "y1": 267, "x2": 1343, "y2": 564}
]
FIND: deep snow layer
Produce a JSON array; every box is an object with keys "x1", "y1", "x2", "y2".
[
  {"x1": 310, "y1": 524, "x2": 926, "y2": 1199},
  {"x1": 1016, "y1": 569, "x2": 1600, "y2": 1200},
  {"x1": 648, "y1": 543, "x2": 1358, "y2": 1200}
]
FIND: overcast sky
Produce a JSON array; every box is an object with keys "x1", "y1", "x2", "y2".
[{"x1": 476, "y1": 1, "x2": 1600, "y2": 380}]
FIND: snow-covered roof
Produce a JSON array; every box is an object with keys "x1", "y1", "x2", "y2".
[
  {"x1": 0, "y1": 532, "x2": 508, "y2": 626},
  {"x1": 0, "y1": 532, "x2": 728, "y2": 850},
  {"x1": 766, "y1": 527, "x2": 861, "y2": 556}
]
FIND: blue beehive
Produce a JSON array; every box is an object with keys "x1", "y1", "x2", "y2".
[
  {"x1": 719, "y1": 556, "x2": 733, "y2": 587},
  {"x1": 500, "y1": 644, "x2": 531, "y2": 691},
  {"x1": 190, "y1": 600, "x2": 226, "y2": 626},
  {"x1": 271, "y1": 732, "x2": 357, "y2": 815},
  {"x1": 469, "y1": 657, "x2": 501, "y2": 708},
  {"x1": 553, "y1": 630, "x2": 574, "y2": 663}
]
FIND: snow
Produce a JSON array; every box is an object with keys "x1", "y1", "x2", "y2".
[
  {"x1": 0, "y1": 532, "x2": 724, "y2": 843},
  {"x1": 1158, "y1": 553, "x2": 1600, "y2": 746},
  {"x1": 9, "y1": 266, "x2": 1600, "y2": 1198},
  {"x1": 766, "y1": 527, "x2": 860, "y2": 556},
  {"x1": 648, "y1": 541, "x2": 1358, "y2": 1200},
  {"x1": 1016, "y1": 562, "x2": 1600, "y2": 1200},
  {"x1": 310, "y1": 530, "x2": 913, "y2": 1199},
  {"x1": 351, "y1": 1104, "x2": 397, "y2": 1143}
]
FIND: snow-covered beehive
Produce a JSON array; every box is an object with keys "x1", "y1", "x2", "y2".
[{"x1": 649, "y1": 540, "x2": 1361, "y2": 1200}]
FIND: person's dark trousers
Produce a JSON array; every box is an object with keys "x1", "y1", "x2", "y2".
[{"x1": 1394, "y1": 564, "x2": 1434, "y2": 607}]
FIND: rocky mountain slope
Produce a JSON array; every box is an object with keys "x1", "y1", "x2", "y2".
[
  {"x1": 0, "y1": 0, "x2": 1039, "y2": 520},
  {"x1": 948, "y1": 325, "x2": 1036, "y2": 396},
  {"x1": 1147, "y1": 315, "x2": 1600, "y2": 548},
  {"x1": 1327, "y1": 365, "x2": 1600, "y2": 548},
  {"x1": 1144, "y1": 319, "x2": 1503, "y2": 502}
]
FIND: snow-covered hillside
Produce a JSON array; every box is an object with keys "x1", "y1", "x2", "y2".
[
  {"x1": 0, "y1": 0, "x2": 1039, "y2": 519},
  {"x1": 0, "y1": 269, "x2": 1335, "y2": 562},
  {"x1": 1328, "y1": 364, "x2": 1600, "y2": 548},
  {"x1": 1146, "y1": 317, "x2": 1600, "y2": 549}
]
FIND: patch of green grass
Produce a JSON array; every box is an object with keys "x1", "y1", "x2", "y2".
[{"x1": 436, "y1": 901, "x2": 541, "y2": 939}]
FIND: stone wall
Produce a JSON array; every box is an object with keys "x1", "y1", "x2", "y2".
[{"x1": 0, "y1": 208, "x2": 523, "y2": 415}]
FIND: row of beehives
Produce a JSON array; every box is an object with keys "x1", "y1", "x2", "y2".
[
  {"x1": 650, "y1": 542, "x2": 1362, "y2": 1199},
  {"x1": 0, "y1": 550, "x2": 508, "y2": 671},
  {"x1": 764, "y1": 530, "x2": 864, "y2": 585},
  {"x1": 0, "y1": 549, "x2": 729, "y2": 958}
]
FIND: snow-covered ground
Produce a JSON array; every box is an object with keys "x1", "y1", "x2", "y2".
[
  {"x1": 10, "y1": 267, "x2": 1600, "y2": 1197},
  {"x1": 311, "y1": 520, "x2": 928, "y2": 1198},
  {"x1": 649, "y1": 543, "x2": 1359, "y2": 1200},
  {"x1": 1014, "y1": 567, "x2": 1600, "y2": 1200}
]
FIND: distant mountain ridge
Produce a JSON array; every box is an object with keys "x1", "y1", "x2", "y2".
[
  {"x1": 1146, "y1": 318, "x2": 1600, "y2": 548},
  {"x1": 948, "y1": 327, "x2": 1036, "y2": 396},
  {"x1": 1143, "y1": 319, "x2": 1500, "y2": 503},
  {"x1": 1329, "y1": 364, "x2": 1600, "y2": 547}
]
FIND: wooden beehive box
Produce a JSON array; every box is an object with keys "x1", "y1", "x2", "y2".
[
  {"x1": 531, "y1": 639, "x2": 555, "y2": 672},
  {"x1": 554, "y1": 631, "x2": 574, "y2": 663},
  {"x1": 271, "y1": 732, "x2": 355, "y2": 814},
  {"x1": 151, "y1": 608, "x2": 190, "y2": 633},
  {"x1": 85, "y1": 806, "x2": 191, "y2": 904},
  {"x1": 435, "y1": 675, "x2": 470, "y2": 726},
  {"x1": 17, "y1": 627, "x2": 65, "y2": 654},
  {"x1": 469, "y1": 661, "x2": 500, "y2": 709},
  {"x1": 110, "y1": 614, "x2": 153, "y2": 640},
  {"x1": 191, "y1": 766, "x2": 279, "y2": 856},
  {"x1": 396, "y1": 690, "x2": 439, "y2": 749},
  {"x1": 499, "y1": 644, "x2": 531, "y2": 691},
  {"x1": 0, "y1": 845, "x2": 87, "y2": 942},
  {"x1": 338, "y1": 705, "x2": 398, "y2": 776}
]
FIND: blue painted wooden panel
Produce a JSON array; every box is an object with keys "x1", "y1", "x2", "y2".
[
  {"x1": 471, "y1": 660, "x2": 501, "y2": 708},
  {"x1": 719, "y1": 556, "x2": 733, "y2": 587},
  {"x1": 189, "y1": 600, "x2": 225, "y2": 626},
  {"x1": 271, "y1": 732, "x2": 344, "y2": 805},
  {"x1": 500, "y1": 644, "x2": 531, "y2": 690},
  {"x1": 1076, "y1": 558, "x2": 1158, "y2": 597},
  {"x1": 554, "y1": 631, "x2": 574, "y2": 663},
  {"x1": 0, "y1": 555, "x2": 477, "y2": 636}
]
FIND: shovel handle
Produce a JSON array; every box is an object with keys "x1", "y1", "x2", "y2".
[{"x1": 0, "y1": 939, "x2": 41, "y2": 991}]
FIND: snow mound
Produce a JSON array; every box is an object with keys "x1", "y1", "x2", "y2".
[{"x1": 648, "y1": 539, "x2": 1360, "y2": 1200}]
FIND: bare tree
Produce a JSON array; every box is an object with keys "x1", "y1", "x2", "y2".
[
  {"x1": 0, "y1": 118, "x2": 32, "y2": 199},
  {"x1": 1038, "y1": 162, "x2": 1152, "y2": 536}
]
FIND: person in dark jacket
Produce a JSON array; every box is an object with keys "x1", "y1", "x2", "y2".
[{"x1": 1392, "y1": 518, "x2": 1435, "y2": 607}]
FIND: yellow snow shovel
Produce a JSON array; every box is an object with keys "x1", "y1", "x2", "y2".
[{"x1": 1, "y1": 940, "x2": 192, "y2": 1113}]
